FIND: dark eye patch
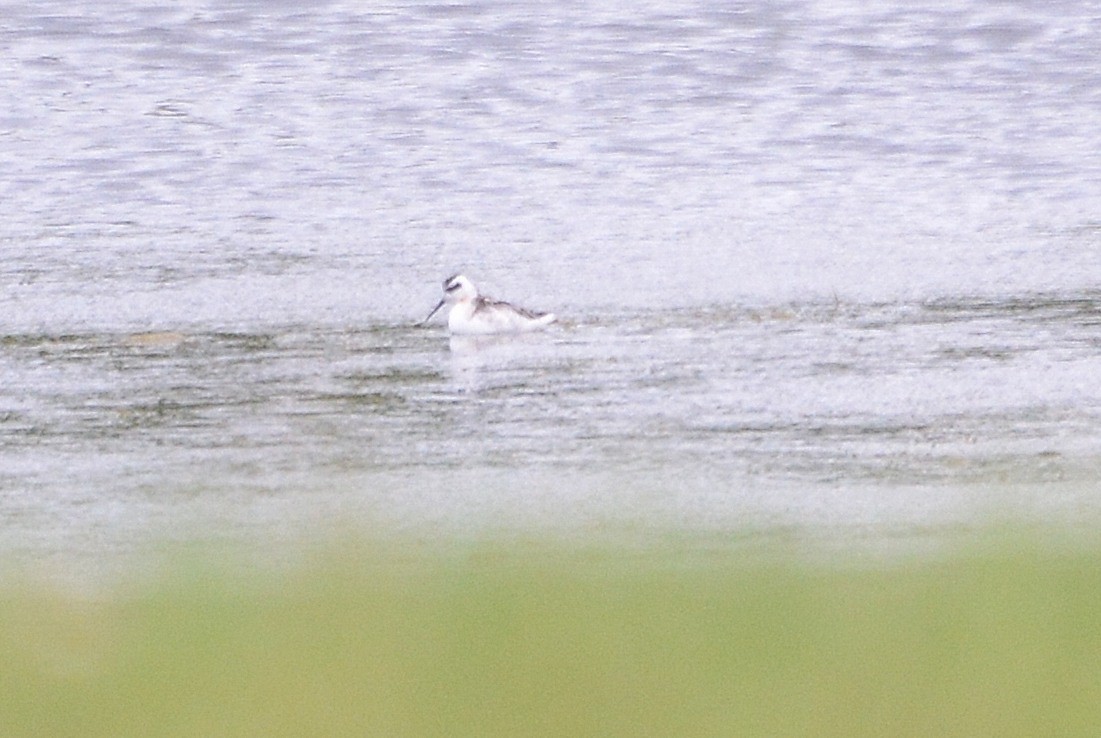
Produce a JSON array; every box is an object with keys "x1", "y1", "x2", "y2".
[{"x1": 445, "y1": 282, "x2": 461, "y2": 292}]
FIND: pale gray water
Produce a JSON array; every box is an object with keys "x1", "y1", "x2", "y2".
[{"x1": 3, "y1": 0, "x2": 1101, "y2": 561}]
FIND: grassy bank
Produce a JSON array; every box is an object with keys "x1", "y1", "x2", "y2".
[{"x1": 2, "y1": 535, "x2": 1101, "y2": 737}]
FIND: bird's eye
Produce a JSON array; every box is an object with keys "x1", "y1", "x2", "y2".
[{"x1": 445, "y1": 282, "x2": 461, "y2": 291}]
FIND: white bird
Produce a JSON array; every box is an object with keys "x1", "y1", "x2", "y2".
[{"x1": 419, "y1": 274, "x2": 556, "y2": 334}]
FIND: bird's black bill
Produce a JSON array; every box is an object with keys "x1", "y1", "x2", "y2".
[{"x1": 418, "y1": 299, "x2": 445, "y2": 326}]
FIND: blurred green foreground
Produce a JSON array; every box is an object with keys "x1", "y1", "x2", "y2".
[{"x1": 3, "y1": 535, "x2": 1101, "y2": 737}]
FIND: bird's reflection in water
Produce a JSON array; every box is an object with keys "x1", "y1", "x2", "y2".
[{"x1": 447, "y1": 333, "x2": 545, "y2": 393}]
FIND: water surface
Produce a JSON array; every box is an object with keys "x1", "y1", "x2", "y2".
[{"x1": 3, "y1": 0, "x2": 1101, "y2": 561}]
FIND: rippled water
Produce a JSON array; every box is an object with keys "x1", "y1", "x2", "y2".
[{"x1": 3, "y1": 0, "x2": 1101, "y2": 560}]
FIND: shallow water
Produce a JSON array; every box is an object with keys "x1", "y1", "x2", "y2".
[{"x1": 3, "y1": 0, "x2": 1101, "y2": 561}]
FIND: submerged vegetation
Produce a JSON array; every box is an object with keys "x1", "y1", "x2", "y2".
[{"x1": 2, "y1": 534, "x2": 1101, "y2": 737}]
